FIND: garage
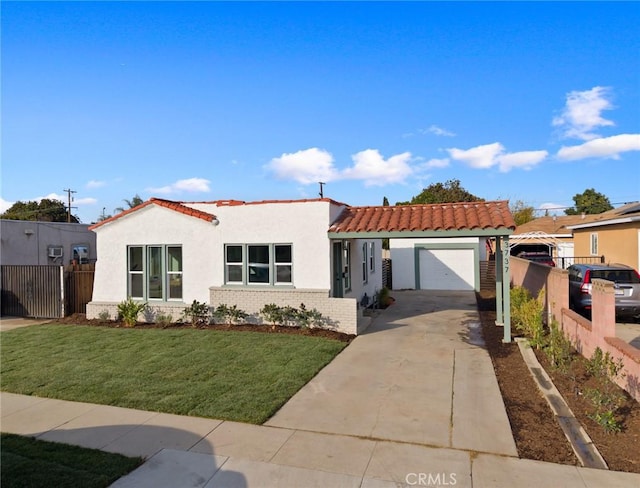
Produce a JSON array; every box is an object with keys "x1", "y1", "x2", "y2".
[{"x1": 418, "y1": 248, "x2": 475, "y2": 291}]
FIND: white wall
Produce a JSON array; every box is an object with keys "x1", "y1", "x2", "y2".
[
  {"x1": 343, "y1": 238, "x2": 383, "y2": 304},
  {"x1": 195, "y1": 200, "x2": 336, "y2": 289},
  {"x1": 390, "y1": 237, "x2": 481, "y2": 290},
  {"x1": 92, "y1": 205, "x2": 218, "y2": 303}
]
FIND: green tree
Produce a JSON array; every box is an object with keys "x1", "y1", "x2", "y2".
[
  {"x1": 396, "y1": 179, "x2": 483, "y2": 205},
  {"x1": 114, "y1": 194, "x2": 144, "y2": 214},
  {"x1": 564, "y1": 189, "x2": 613, "y2": 215},
  {"x1": 0, "y1": 199, "x2": 79, "y2": 223},
  {"x1": 511, "y1": 200, "x2": 536, "y2": 226}
]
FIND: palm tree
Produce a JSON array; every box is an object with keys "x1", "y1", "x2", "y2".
[{"x1": 114, "y1": 194, "x2": 144, "y2": 214}]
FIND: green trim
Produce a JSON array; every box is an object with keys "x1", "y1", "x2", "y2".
[
  {"x1": 413, "y1": 242, "x2": 480, "y2": 291},
  {"x1": 328, "y1": 229, "x2": 513, "y2": 239}
]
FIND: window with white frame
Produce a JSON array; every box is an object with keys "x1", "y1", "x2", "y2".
[
  {"x1": 343, "y1": 241, "x2": 351, "y2": 292},
  {"x1": 224, "y1": 244, "x2": 293, "y2": 286},
  {"x1": 362, "y1": 242, "x2": 368, "y2": 283},
  {"x1": 127, "y1": 245, "x2": 182, "y2": 300},
  {"x1": 369, "y1": 242, "x2": 375, "y2": 272},
  {"x1": 590, "y1": 233, "x2": 599, "y2": 255}
]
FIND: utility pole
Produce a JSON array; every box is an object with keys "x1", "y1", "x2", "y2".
[
  {"x1": 63, "y1": 188, "x2": 77, "y2": 223},
  {"x1": 318, "y1": 182, "x2": 325, "y2": 198}
]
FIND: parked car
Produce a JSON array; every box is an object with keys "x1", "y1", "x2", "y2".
[
  {"x1": 567, "y1": 263, "x2": 640, "y2": 320},
  {"x1": 517, "y1": 252, "x2": 556, "y2": 267}
]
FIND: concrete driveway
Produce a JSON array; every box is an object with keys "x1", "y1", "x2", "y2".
[{"x1": 266, "y1": 290, "x2": 518, "y2": 456}]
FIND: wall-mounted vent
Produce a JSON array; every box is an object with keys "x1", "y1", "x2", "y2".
[{"x1": 48, "y1": 246, "x2": 64, "y2": 258}]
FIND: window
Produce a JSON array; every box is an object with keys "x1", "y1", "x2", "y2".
[
  {"x1": 275, "y1": 245, "x2": 292, "y2": 284},
  {"x1": 369, "y1": 242, "x2": 375, "y2": 272},
  {"x1": 225, "y1": 245, "x2": 244, "y2": 284},
  {"x1": 72, "y1": 244, "x2": 89, "y2": 264},
  {"x1": 343, "y1": 241, "x2": 351, "y2": 291},
  {"x1": 362, "y1": 242, "x2": 368, "y2": 283},
  {"x1": 127, "y1": 245, "x2": 182, "y2": 300},
  {"x1": 224, "y1": 244, "x2": 292, "y2": 286},
  {"x1": 590, "y1": 233, "x2": 599, "y2": 255}
]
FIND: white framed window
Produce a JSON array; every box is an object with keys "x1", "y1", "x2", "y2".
[
  {"x1": 362, "y1": 242, "x2": 368, "y2": 284},
  {"x1": 128, "y1": 245, "x2": 182, "y2": 300},
  {"x1": 369, "y1": 242, "x2": 375, "y2": 272},
  {"x1": 343, "y1": 241, "x2": 351, "y2": 292},
  {"x1": 590, "y1": 233, "x2": 599, "y2": 255},
  {"x1": 224, "y1": 244, "x2": 293, "y2": 286}
]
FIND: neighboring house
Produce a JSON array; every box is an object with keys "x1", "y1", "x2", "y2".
[
  {"x1": 566, "y1": 202, "x2": 640, "y2": 271},
  {"x1": 0, "y1": 219, "x2": 97, "y2": 266},
  {"x1": 509, "y1": 215, "x2": 589, "y2": 268},
  {"x1": 87, "y1": 198, "x2": 516, "y2": 336}
]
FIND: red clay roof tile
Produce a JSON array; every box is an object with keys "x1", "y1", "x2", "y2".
[
  {"x1": 89, "y1": 198, "x2": 217, "y2": 230},
  {"x1": 329, "y1": 201, "x2": 515, "y2": 233}
]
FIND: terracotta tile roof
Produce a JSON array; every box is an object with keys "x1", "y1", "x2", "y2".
[
  {"x1": 329, "y1": 200, "x2": 515, "y2": 233},
  {"x1": 89, "y1": 198, "x2": 217, "y2": 230}
]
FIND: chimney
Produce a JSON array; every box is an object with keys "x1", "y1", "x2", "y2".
[{"x1": 581, "y1": 212, "x2": 586, "y2": 220}]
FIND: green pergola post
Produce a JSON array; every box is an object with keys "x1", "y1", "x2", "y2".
[
  {"x1": 495, "y1": 237, "x2": 503, "y2": 327},
  {"x1": 502, "y1": 236, "x2": 511, "y2": 343}
]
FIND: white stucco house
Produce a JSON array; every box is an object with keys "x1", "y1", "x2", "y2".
[
  {"x1": 87, "y1": 197, "x2": 516, "y2": 338},
  {"x1": 87, "y1": 198, "x2": 382, "y2": 334}
]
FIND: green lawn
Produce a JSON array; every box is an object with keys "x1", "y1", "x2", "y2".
[
  {"x1": 0, "y1": 324, "x2": 347, "y2": 423},
  {"x1": 0, "y1": 433, "x2": 142, "y2": 488}
]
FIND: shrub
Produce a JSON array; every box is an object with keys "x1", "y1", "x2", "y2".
[
  {"x1": 543, "y1": 319, "x2": 574, "y2": 372},
  {"x1": 182, "y1": 300, "x2": 210, "y2": 326},
  {"x1": 117, "y1": 297, "x2": 147, "y2": 327},
  {"x1": 584, "y1": 347, "x2": 626, "y2": 433},
  {"x1": 98, "y1": 310, "x2": 111, "y2": 321},
  {"x1": 511, "y1": 287, "x2": 545, "y2": 349},
  {"x1": 155, "y1": 312, "x2": 173, "y2": 327},
  {"x1": 296, "y1": 303, "x2": 323, "y2": 329},
  {"x1": 214, "y1": 304, "x2": 247, "y2": 325},
  {"x1": 260, "y1": 303, "x2": 283, "y2": 325},
  {"x1": 377, "y1": 287, "x2": 393, "y2": 308}
]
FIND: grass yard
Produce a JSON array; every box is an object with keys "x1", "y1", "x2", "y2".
[
  {"x1": 0, "y1": 324, "x2": 347, "y2": 424},
  {"x1": 0, "y1": 433, "x2": 142, "y2": 488}
]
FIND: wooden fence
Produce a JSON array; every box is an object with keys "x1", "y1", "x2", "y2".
[{"x1": 0, "y1": 264, "x2": 94, "y2": 318}]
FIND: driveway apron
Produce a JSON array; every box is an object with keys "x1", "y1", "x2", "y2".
[{"x1": 266, "y1": 290, "x2": 518, "y2": 457}]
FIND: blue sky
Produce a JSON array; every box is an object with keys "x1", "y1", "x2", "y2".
[{"x1": 2, "y1": 1, "x2": 639, "y2": 224}]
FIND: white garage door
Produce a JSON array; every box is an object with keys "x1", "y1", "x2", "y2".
[{"x1": 419, "y1": 249, "x2": 475, "y2": 290}]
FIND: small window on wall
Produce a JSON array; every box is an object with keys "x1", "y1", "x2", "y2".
[
  {"x1": 72, "y1": 244, "x2": 89, "y2": 264},
  {"x1": 362, "y1": 242, "x2": 368, "y2": 284},
  {"x1": 369, "y1": 242, "x2": 375, "y2": 272},
  {"x1": 343, "y1": 241, "x2": 351, "y2": 292},
  {"x1": 590, "y1": 233, "x2": 599, "y2": 255},
  {"x1": 225, "y1": 245, "x2": 244, "y2": 284}
]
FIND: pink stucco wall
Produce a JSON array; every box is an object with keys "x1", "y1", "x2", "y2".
[{"x1": 511, "y1": 258, "x2": 640, "y2": 402}]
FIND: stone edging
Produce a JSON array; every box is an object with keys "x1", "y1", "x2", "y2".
[{"x1": 515, "y1": 338, "x2": 608, "y2": 470}]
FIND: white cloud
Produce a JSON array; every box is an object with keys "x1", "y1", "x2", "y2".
[
  {"x1": 448, "y1": 143, "x2": 548, "y2": 172},
  {"x1": 341, "y1": 149, "x2": 413, "y2": 187},
  {"x1": 556, "y1": 133, "x2": 640, "y2": 161},
  {"x1": 266, "y1": 148, "x2": 338, "y2": 184},
  {"x1": 0, "y1": 197, "x2": 14, "y2": 213},
  {"x1": 147, "y1": 177, "x2": 211, "y2": 195},
  {"x1": 497, "y1": 150, "x2": 548, "y2": 172},
  {"x1": 422, "y1": 158, "x2": 450, "y2": 169},
  {"x1": 552, "y1": 86, "x2": 615, "y2": 141},
  {"x1": 423, "y1": 125, "x2": 456, "y2": 137},
  {"x1": 86, "y1": 180, "x2": 106, "y2": 189},
  {"x1": 447, "y1": 142, "x2": 505, "y2": 169}
]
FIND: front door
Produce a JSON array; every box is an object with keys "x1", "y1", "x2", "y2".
[{"x1": 332, "y1": 241, "x2": 343, "y2": 298}]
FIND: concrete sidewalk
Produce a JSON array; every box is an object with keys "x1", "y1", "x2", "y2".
[
  {"x1": 0, "y1": 316, "x2": 51, "y2": 331},
  {"x1": 2, "y1": 291, "x2": 639, "y2": 487}
]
